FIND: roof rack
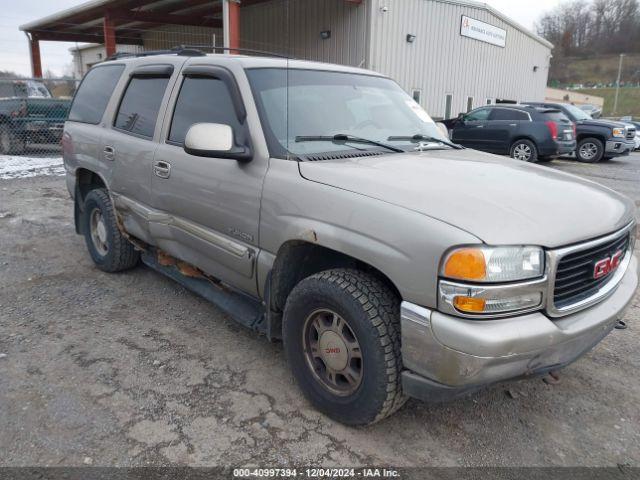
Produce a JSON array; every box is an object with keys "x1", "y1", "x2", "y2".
[
  {"x1": 180, "y1": 45, "x2": 292, "y2": 59},
  {"x1": 105, "y1": 45, "x2": 291, "y2": 62},
  {"x1": 106, "y1": 46, "x2": 206, "y2": 61}
]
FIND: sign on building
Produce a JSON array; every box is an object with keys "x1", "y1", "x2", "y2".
[{"x1": 460, "y1": 15, "x2": 507, "y2": 48}]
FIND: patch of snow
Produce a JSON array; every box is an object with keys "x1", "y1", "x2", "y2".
[{"x1": 0, "y1": 155, "x2": 64, "y2": 180}]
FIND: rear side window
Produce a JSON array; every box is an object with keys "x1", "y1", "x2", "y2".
[
  {"x1": 68, "y1": 65, "x2": 124, "y2": 124},
  {"x1": 115, "y1": 77, "x2": 170, "y2": 138},
  {"x1": 169, "y1": 77, "x2": 242, "y2": 144},
  {"x1": 490, "y1": 108, "x2": 529, "y2": 121},
  {"x1": 541, "y1": 111, "x2": 571, "y2": 124}
]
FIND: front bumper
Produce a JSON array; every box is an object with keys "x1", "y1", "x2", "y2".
[
  {"x1": 401, "y1": 254, "x2": 639, "y2": 402},
  {"x1": 605, "y1": 139, "x2": 635, "y2": 156}
]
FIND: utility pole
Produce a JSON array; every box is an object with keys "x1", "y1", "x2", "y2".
[{"x1": 613, "y1": 53, "x2": 625, "y2": 115}]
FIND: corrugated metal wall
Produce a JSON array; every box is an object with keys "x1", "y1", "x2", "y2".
[
  {"x1": 368, "y1": 0, "x2": 552, "y2": 119},
  {"x1": 142, "y1": 24, "x2": 222, "y2": 50},
  {"x1": 240, "y1": 0, "x2": 368, "y2": 66}
]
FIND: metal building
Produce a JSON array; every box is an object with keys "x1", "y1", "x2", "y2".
[{"x1": 20, "y1": 0, "x2": 552, "y2": 120}]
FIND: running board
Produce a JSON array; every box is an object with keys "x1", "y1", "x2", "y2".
[{"x1": 141, "y1": 249, "x2": 266, "y2": 333}]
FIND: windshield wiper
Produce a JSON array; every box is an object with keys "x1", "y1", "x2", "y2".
[
  {"x1": 387, "y1": 134, "x2": 463, "y2": 150},
  {"x1": 295, "y1": 134, "x2": 404, "y2": 153}
]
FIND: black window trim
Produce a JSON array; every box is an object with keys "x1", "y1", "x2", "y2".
[
  {"x1": 67, "y1": 63, "x2": 126, "y2": 126},
  {"x1": 165, "y1": 65, "x2": 250, "y2": 149},
  {"x1": 112, "y1": 64, "x2": 174, "y2": 140},
  {"x1": 488, "y1": 107, "x2": 532, "y2": 122}
]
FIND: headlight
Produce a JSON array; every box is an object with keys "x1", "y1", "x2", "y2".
[
  {"x1": 612, "y1": 127, "x2": 625, "y2": 138},
  {"x1": 439, "y1": 281, "x2": 544, "y2": 316},
  {"x1": 442, "y1": 246, "x2": 544, "y2": 283}
]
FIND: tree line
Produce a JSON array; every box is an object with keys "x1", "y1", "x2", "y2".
[{"x1": 537, "y1": 0, "x2": 640, "y2": 56}]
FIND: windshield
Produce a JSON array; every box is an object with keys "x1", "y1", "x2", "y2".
[
  {"x1": 246, "y1": 68, "x2": 449, "y2": 157},
  {"x1": 14, "y1": 81, "x2": 52, "y2": 98},
  {"x1": 563, "y1": 103, "x2": 591, "y2": 121}
]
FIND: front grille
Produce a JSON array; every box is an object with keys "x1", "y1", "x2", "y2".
[
  {"x1": 627, "y1": 128, "x2": 636, "y2": 140},
  {"x1": 554, "y1": 232, "x2": 630, "y2": 309}
]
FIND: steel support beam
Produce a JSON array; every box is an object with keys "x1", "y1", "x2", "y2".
[
  {"x1": 103, "y1": 10, "x2": 117, "y2": 57},
  {"x1": 223, "y1": 0, "x2": 241, "y2": 53},
  {"x1": 27, "y1": 32, "x2": 42, "y2": 78}
]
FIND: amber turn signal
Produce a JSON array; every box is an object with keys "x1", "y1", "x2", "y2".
[
  {"x1": 453, "y1": 296, "x2": 486, "y2": 313},
  {"x1": 443, "y1": 248, "x2": 486, "y2": 281}
]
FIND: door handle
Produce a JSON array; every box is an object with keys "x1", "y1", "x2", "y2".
[
  {"x1": 103, "y1": 145, "x2": 115, "y2": 161},
  {"x1": 509, "y1": 123, "x2": 518, "y2": 126},
  {"x1": 476, "y1": 125, "x2": 484, "y2": 128},
  {"x1": 153, "y1": 160, "x2": 171, "y2": 179}
]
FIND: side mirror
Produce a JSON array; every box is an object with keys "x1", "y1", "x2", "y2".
[{"x1": 184, "y1": 123, "x2": 252, "y2": 162}]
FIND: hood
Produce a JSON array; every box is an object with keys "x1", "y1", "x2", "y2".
[
  {"x1": 298, "y1": 149, "x2": 635, "y2": 248},
  {"x1": 578, "y1": 118, "x2": 627, "y2": 129}
]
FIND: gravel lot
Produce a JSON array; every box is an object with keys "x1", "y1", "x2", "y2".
[{"x1": 1, "y1": 152, "x2": 639, "y2": 467}]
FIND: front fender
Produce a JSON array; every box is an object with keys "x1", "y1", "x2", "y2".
[{"x1": 259, "y1": 159, "x2": 480, "y2": 308}]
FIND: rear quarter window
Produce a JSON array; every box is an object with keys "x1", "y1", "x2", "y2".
[
  {"x1": 68, "y1": 65, "x2": 125, "y2": 124},
  {"x1": 541, "y1": 111, "x2": 572, "y2": 124}
]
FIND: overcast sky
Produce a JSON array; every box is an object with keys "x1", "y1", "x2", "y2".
[{"x1": 0, "y1": 0, "x2": 563, "y2": 77}]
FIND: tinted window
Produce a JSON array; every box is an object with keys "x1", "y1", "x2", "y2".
[
  {"x1": 115, "y1": 77, "x2": 169, "y2": 137},
  {"x1": 490, "y1": 108, "x2": 529, "y2": 121},
  {"x1": 169, "y1": 77, "x2": 241, "y2": 144},
  {"x1": 465, "y1": 108, "x2": 491, "y2": 121},
  {"x1": 69, "y1": 65, "x2": 124, "y2": 124},
  {"x1": 541, "y1": 111, "x2": 571, "y2": 124}
]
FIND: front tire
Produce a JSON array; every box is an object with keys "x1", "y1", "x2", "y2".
[
  {"x1": 81, "y1": 188, "x2": 139, "y2": 272},
  {"x1": 576, "y1": 138, "x2": 604, "y2": 163},
  {"x1": 0, "y1": 124, "x2": 26, "y2": 155},
  {"x1": 283, "y1": 269, "x2": 406, "y2": 425},
  {"x1": 510, "y1": 139, "x2": 538, "y2": 162}
]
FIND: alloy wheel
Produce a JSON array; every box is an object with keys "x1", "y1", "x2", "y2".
[
  {"x1": 579, "y1": 142, "x2": 598, "y2": 160},
  {"x1": 89, "y1": 207, "x2": 109, "y2": 256},
  {"x1": 512, "y1": 143, "x2": 532, "y2": 161},
  {"x1": 302, "y1": 309, "x2": 363, "y2": 396}
]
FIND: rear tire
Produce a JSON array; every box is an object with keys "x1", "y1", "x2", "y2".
[
  {"x1": 81, "y1": 188, "x2": 139, "y2": 272},
  {"x1": 576, "y1": 138, "x2": 604, "y2": 163},
  {"x1": 510, "y1": 139, "x2": 538, "y2": 162},
  {"x1": 283, "y1": 269, "x2": 406, "y2": 425}
]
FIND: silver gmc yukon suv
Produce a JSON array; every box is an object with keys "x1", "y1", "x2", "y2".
[{"x1": 63, "y1": 51, "x2": 639, "y2": 425}]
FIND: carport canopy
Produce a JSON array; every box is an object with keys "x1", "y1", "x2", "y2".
[{"x1": 20, "y1": 0, "x2": 363, "y2": 78}]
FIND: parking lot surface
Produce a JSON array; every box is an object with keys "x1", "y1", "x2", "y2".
[{"x1": 1, "y1": 153, "x2": 639, "y2": 467}]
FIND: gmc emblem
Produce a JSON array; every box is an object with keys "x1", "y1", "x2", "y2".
[{"x1": 593, "y1": 250, "x2": 623, "y2": 279}]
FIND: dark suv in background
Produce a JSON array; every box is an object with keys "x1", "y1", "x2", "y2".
[
  {"x1": 524, "y1": 102, "x2": 636, "y2": 163},
  {"x1": 443, "y1": 105, "x2": 575, "y2": 162}
]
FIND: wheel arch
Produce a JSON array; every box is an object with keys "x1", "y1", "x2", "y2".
[
  {"x1": 74, "y1": 168, "x2": 108, "y2": 234},
  {"x1": 266, "y1": 240, "x2": 402, "y2": 339},
  {"x1": 509, "y1": 136, "x2": 538, "y2": 149},
  {"x1": 576, "y1": 133, "x2": 607, "y2": 145}
]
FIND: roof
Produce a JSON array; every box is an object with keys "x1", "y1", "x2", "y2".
[
  {"x1": 20, "y1": 0, "x2": 553, "y2": 50},
  {"x1": 99, "y1": 52, "x2": 385, "y2": 76},
  {"x1": 19, "y1": 0, "x2": 226, "y2": 45}
]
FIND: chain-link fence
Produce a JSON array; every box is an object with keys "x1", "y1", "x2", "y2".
[{"x1": 0, "y1": 78, "x2": 79, "y2": 157}]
